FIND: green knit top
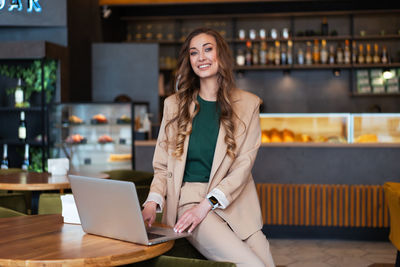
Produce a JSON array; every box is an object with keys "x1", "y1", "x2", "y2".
[{"x1": 183, "y1": 95, "x2": 220, "y2": 183}]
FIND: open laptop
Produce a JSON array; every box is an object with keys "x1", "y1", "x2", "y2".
[{"x1": 68, "y1": 175, "x2": 190, "y2": 245}]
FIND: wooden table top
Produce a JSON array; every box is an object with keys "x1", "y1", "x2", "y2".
[
  {"x1": 0, "y1": 171, "x2": 109, "y2": 191},
  {"x1": 0, "y1": 214, "x2": 174, "y2": 266}
]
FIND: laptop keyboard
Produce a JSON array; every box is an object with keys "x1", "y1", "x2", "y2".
[{"x1": 147, "y1": 232, "x2": 165, "y2": 240}]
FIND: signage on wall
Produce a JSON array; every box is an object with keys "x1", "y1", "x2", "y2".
[
  {"x1": 0, "y1": 0, "x2": 66, "y2": 26},
  {"x1": 0, "y1": 0, "x2": 41, "y2": 13}
]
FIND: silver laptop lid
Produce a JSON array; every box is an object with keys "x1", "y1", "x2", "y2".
[{"x1": 68, "y1": 175, "x2": 149, "y2": 245}]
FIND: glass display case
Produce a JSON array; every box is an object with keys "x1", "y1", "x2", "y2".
[
  {"x1": 351, "y1": 113, "x2": 400, "y2": 143},
  {"x1": 49, "y1": 102, "x2": 148, "y2": 172},
  {"x1": 260, "y1": 113, "x2": 400, "y2": 144},
  {"x1": 259, "y1": 113, "x2": 351, "y2": 144}
]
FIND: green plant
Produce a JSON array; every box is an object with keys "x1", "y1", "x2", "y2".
[
  {"x1": 0, "y1": 60, "x2": 57, "y2": 105},
  {"x1": 28, "y1": 147, "x2": 47, "y2": 172}
]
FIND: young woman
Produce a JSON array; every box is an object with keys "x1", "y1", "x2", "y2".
[{"x1": 142, "y1": 28, "x2": 275, "y2": 267}]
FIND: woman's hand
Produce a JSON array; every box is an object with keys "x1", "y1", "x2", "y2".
[
  {"x1": 174, "y1": 198, "x2": 212, "y2": 233},
  {"x1": 142, "y1": 201, "x2": 157, "y2": 227}
]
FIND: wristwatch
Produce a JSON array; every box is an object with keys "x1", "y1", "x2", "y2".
[{"x1": 207, "y1": 196, "x2": 219, "y2": 210}]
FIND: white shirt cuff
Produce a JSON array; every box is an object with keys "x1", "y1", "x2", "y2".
[
  {"x1": 206, "y1": 188, "x2": 229, "y2": 210},
  {"x1": 143, "y1": 192, "x2": 164, "y2": 213}
]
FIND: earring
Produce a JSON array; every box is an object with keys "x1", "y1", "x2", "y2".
[{"x1": 175, "y1": 74, "x2": 182, "y2": 92}]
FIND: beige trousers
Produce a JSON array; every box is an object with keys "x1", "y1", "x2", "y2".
[{"x1": 178, "y1": 182, "x2": 275, "y2": 267}]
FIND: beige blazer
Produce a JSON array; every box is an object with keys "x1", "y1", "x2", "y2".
[{"x1": 150, "y1": 88, "x2": 263, "y2": 240}]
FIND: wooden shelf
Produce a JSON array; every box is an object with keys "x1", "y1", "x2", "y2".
[
  {"x1": 118, "y1": 9, "x2": 400, "y2": 20},
  {"x1": 292, "y1": 36, "x2": 352, "y2": 42},
  {"x1": 292, "y1": 64, "x2": 352, "y2": 70},
  {"x1": 232, "y1": 63, "x2": 400, "y2": 71},
  {"x1": 230, "y1": 38, "x2": 291, "y2": 43},
  {"x1": 233, "y1": 64, "x2": 361, "y2": 71},
  {"x1": 235, "y1": 65, "x2": 291, "y2": 71},
  {"x1": 353, "y1": 63, "x2": 400, "y2": 68},
  {"x1": 353, "y1": 35, "x2": 400, "y2": 40}
]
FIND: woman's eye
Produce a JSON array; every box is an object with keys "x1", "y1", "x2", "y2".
[
  {"x1": 190, "y1": 51, "x2": 197, "y2": 56},
  {"x1": 205, "y1": 47, "x2": 212, "y2": 52}
]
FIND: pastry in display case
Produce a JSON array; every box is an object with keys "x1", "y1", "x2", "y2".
[
  {"x1": 49, "y1": 102, "x2": 149, "y2": 172},
  {"x1": 259, "y1": 113, "x2": 350, "y2": 144},
  {"x1": 68, "y1": 115, "x2": 83, "y2": 125},
  {"x1": 91, "y1": 114, "x2": 108, "y2": 124},
  {"x1": 351, "y1": 113, "x2": 400, "y2": 143}
]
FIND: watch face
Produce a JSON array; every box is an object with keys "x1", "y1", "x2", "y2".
[{"x1": 209, "y1": 196, "x2": 218, "y2": 206}]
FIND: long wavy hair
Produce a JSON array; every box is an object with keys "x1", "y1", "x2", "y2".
[{"x1": 165, "y1": 28, "x2": 237, "y2": 159}]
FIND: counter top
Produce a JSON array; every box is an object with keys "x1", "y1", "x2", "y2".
[{"x1": 135, "y1": 140, "x2": 400, "y2": 148}]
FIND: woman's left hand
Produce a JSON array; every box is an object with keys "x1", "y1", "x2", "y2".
[{"x1": 174, "y1": 198, "x2": 212, "y2": 233}]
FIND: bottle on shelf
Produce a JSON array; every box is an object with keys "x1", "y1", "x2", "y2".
[
  {"x1": 245, "y1": 41, "x2": 252, "y2": 66},
  {"x1": 313, "y1": 39, "x2": 320, "y2": 64},
  {"x1": 267, "y1": 45, "x2": 275, "y2": 65},
  {"x1": 18, "y1": 111, "x2": 27, "y2": 142},
  {"x1": 282, "y1": 28, "x2": 290, "y2": 39},
  {"x1": 259, "y1": 29, "x2": 266, "y2": 40},
  {"x1": 249, "y1": 29, "x2": 257, "y2": 41},
  {"x1": 328, "y1": 45, "x2": 335, "y2": 64},
  {"x1": 281, "y1": 42, "x2": 287, "y2": 65},
  {"x1": 1, "y1": 144, "x2": 8, "y2": 170},
  {"x1": 259, "y1": 41, "x2": 267, "y2": 65},
  {"x1": 21, "y1": 143, "x2": 29, "y2": 171},
  {"x1": 297, "y1": 47, "x2": 304, "y2": 65},
  {"x1": 236, "y1": 48, "x2": 245, "y2": 66},
  {"x1": 358, "y1": 44, "x2": 365, "y2": 64},
  {"x1": 274, "y1": 41, "x2": 281, "y2": 65},
  {"x1": 320, "y1": 39, "x2": 328, "y2": 64},
  {"x1": 14, "y1": 78, "x2": 24, "y2": 108},
  {"x1": 373, "y1": 43, "x2": 380, "y2": 64},
  {"x1": 287, "y1": 40, "x2": 293, "y2": 65},
  {"x1": 252, "y1": 43, "x2": 259, "y2": 65},
  {"x1": 381, "y1": 45, "x2": 388, "y2": 64},
  {"x1": 336, "y1": 43, "x2": 344, "y2": 64},
  {"x1": 365, "y1": 44, "x2": 373, "y2": 64},
  {"x1": 321, "y1": 17, "x2": 329, "y2": 36},
  {"x1": 238, "y1": 29, "x2": 245, "y2": 40},
  {"x1": 352, "y1": 40, "x2": 358, "y2": 64},
  {"x1": 305, "y1": 41, "x2": 312, "y2": 65},
  {"x1": 344, "y1": 40, "x2": 351, "y2": 64}
]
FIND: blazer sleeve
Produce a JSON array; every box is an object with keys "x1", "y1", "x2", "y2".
[
  {"x1": 146, "y1": 99, "x2": 171, "y2": 209},
  {"x1": 211, "y1": 100, "x2": 261, "y2": 209}
]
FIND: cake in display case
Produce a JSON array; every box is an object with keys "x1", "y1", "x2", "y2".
[
  {"x1": 49, "y1": 102, "x2": 148, "y2": 172},
  {"x1": 259, "y1": 113, "x2": 400, "y2": 144}
]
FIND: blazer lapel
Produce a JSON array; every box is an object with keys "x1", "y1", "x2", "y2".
[
  {"x1": 208, "y1": 123, "x2": 227, "y2": 185},
  {"x1": 173, "y1": 101, "x2": 195, "y2": 195},
  {"x1": 208, "y1": 91, "x2": 241, "y2": 188}
]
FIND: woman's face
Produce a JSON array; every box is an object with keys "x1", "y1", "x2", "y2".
[{"x1": 189, "y1": 33, "x2": 219, "y2": 79}]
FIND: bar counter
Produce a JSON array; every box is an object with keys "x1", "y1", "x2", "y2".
[{"x1": 135, "y1": 140, "x2": 400, "y2": 185}]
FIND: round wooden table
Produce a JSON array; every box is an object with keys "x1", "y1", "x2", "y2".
[
  {"x1": 0, "y1": 171, "x2": 109, "y2": 214},
  {"x1": 0, "y1": 214, "x2": 174, "y2": 266},
  {"x1": 0, "y1": 171, "x2": 109, "y2": 191}
]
